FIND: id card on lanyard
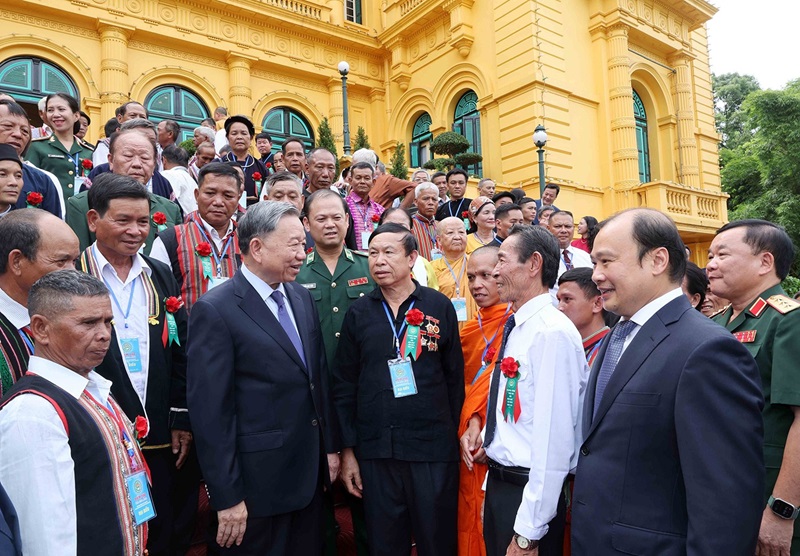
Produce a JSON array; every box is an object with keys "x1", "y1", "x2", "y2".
[
  {"x1": 443, "y1": 256, "x2": 468, "y2": 321},
  {"x1": 382, "y1": 300, "x2": 419, "y2": 398}
]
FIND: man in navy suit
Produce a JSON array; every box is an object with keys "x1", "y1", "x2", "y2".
[
  {"x1": 571, "y1": 208, "x2": 765, "y2": 555},
  {"x1": 187, "y1": 201, "x2": 341, "y2": 555}
]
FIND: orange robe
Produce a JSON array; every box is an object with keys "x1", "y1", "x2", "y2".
[{"x1": 457, "y1": 303, "x2": 512, "y2": 556}]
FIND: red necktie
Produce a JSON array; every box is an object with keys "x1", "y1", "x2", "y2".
[{"x1": 563, "y1": 249, "x2": 573, "y2": 271}]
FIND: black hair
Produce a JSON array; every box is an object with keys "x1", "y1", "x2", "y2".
[
  {"x1": 379, "y1": 207, "x2": 413, "y2": 228},
  {"x1": 368, "y1": 223, "x2": 418, "y2": 255},
  {"x1": 716, "y1": 219, "x2": 795, "y2": 280},
  {"x1": 446, "y1": 168, "x2": 468, "y2": 183},
  {"x1": 510, "y1": 188, "x2": 525, "y2": 202},
  {"x1": 282, "y1": 136, "x2": 307, "y2": 155},
  {"x1": 104, "y1": 117, "x2": 120, "y2": 138},
  {"x1": 558, "y1": 267, "x2": 600, "y2": 299},
  {"x1": 350, "y1": 161, "x2": 375, "y2": 174},
  {"x1": 0, "y1": 210, "x2": 47, "y2": 274},
  {"x1": 119, "y1": 101, "x2": 147, "y2": 118},
  {"x1": 544, "y1": 183, "x2": 560, "y2": 195},
  {"x1": 46, "y1": 93, "x2": 81, "y2": 134},
  {"x1": 198, "y1": 162, "x2": 243, "y2": 190},
  {"x1": 0, "y1": 100, "x2": 27, "y2": 119},
  {"x1": 507, "y1": 224, "x2": 560, "y2": 288},
  {"x1": 87, "y1": 173, "x2": 150, "y2": 216},
  {"x1": 683, "y1": 261, "x2": 708, "y2": 311},
  {"x1": 160, "y1": 119, "x2": 180, "y2": 142},
  {"x1": 431, "y1": 171, "x2": 446, "y2": 181},
  {"x1": 161, "y1": 145, "x2": 189, "y2": 167},
  {"x1": 255, "y1": 132, "x2": 272, "y2": 142},
  {"x1": 581, "y1": 216, "x2": 598, "y2": 232},
  {"x1": 495, "y1": 203, "x2": 523, "y2": 220}
]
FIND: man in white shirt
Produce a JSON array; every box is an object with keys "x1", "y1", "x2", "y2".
[
  {"x1": 0, "y1": 269, "x2": 150, "y2": 556},
  {"x1": 548, "y1": 210, "x2": 592, "y2": 303},
  {"x1": 481, "y1": 225, "x2": 588, "y2": 556},
  {"x1": 160, "y1": 144, "x2": 198, "y2": 215}
]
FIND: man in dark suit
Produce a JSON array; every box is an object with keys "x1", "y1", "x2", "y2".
[
  {"x1": 75, "y1": 173, "x2": 192, "y2": 556},
  {"x1": 187, "y1": 201, "x2": 341, "y2": 555},
  {"x1": 571, "y1": 208, "x2": 765, "y2": 555}
]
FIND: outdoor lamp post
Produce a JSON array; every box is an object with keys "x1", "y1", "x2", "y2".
[
  {"x1": 338, "y1": 61, "x2": 351, "y2": 155},
  {"x1": 533, "y1": 124, "x2": 548, "y2": 198}
]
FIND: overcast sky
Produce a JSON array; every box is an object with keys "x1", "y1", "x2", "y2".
[{"x1": 706, "y1": 0, "x2": 800, "y2": 90}]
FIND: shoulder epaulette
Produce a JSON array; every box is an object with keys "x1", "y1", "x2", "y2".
[
  {"x1": 766, "y1": 294, "x2": 800, "y2": 315},
  {"x1": 31, "y1": 135, "x2": 51, "y2": 142},
  {"x1": 352, "y1": 250, "x2": 368, "y2": 257},
  {"x1": 77, "y1": 138, "x2": 94, "y2": 150},
  {"x1": 709, "y1": 304, "x2": 730, "y2": 319},
  {"x1": 305, "y1": 250, "x2": 315, "y2": 264}
]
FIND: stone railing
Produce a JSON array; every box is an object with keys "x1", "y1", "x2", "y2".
[
  {"x1": 263, "y1": 0, "x2": 327, "y2": 21},
  {"x1": 631, "y1": 180, "x2": 728, "y2": 231}
]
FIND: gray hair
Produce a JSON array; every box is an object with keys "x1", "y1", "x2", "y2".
[
  {"x1": 193, "y1": 126, "x2": 215, "y2": 143},
  {"x1": 352, "y1": 148, "x2": 378, "y2": 167},
  {"x1": 120, "y1": 118, "x2": 157, "y2": 134},
  {"x1": 237, "y1": 201, "x2": 300, "y2": 256},
  {"x1": 376, "y1": 162, "x2": 386, "y2": 175},
  {"x1": 412, "y1": 169, "x2": 430, "y2": 181},
  {"x1": 38, "y1": 96, "x2": 47, "y2": 111},
  {"x1": 414, "y1": 181, "x2": 439, "y2": 199},
  {"x1": 306, "y1": 147, "x2": 335, "y2": 165},
  {"x1": 263, "y1": 171, "x2": 302, "y2": 197},
  {"x1": 28, "y1": 270, "x2": 108, "y2": 320},
  {"x1": 507, "y1": 224, "x2": 560, "y2": 289}
]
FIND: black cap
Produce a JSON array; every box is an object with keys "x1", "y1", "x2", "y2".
[
  {"x1": 224, "y1": 115, "x2": 255, "y2": 137},
  {"x1": 492, "y1": 191, "x2": 516, "y2": 204},
  {"x1": 0, "y1": 143, "x2": 22, "y2": 169}
]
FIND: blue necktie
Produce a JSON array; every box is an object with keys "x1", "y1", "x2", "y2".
[
  {"x1": 270, "y1": 290, "x2": 306, "y2": 366},
  {"x1": 483, "y1": 314, "x2": 516, "y2": 449},
  {"x1": 593, "y1": 319, "x2": 637, "y2": 418}
]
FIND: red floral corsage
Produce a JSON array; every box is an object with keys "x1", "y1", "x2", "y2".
[
  {"x1": 405, "y1": 308, "x2": 425, "y2": 326},
  {"x1": 134, "y1": 415, "x2": 149, "y2": 442},
  {"x1": 195, "y1": 242, "x2": 212, "y2": 257},
  {"x1": 165, "y1": 296, "x2": 184, "y2": 313},
  {"x1": 500, "y1": 357, "x2": 520, "y2": 378},
  {"x1": 371, "y1": 213, "x2": 381, "y2": 223},
  {"x1": 252, "y1": 172, "x2": 262, "y2": 182},
  {"x1": 26, "y1": 192, "x2": 43, "y2": 207},
  {"x1": 265, "y1": 162, "x2": 272, "y2": 169},
  {"x1": 484, "y1": 346, "x2": 497, "y2": 364},
  {"x1": 81, "y1": 159, "x2": 93, "y2": 170},
  {"x1": 461, "y1": 211, "x2": 470, "y2": 218},
  {"x1": 152, "y1": 212, "x2": 167, "y2": 226}
]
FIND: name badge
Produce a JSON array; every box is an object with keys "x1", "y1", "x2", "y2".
[
  {"x1": 430, "y1": 248, "x2": 443, "y2": 261},
  {"x1": 360, "y1": 231, "x2": 372, "y2": 251},
  {"x1": 207, "y1": 276, "x2": 229, "y2": 290},
  {"x1": 388, "y1": 357, "x2": 418, "y2": 398},
  {"x1": 452, "y1": 297, "x2": 468, "y2": 321},
  {"x1": 121, "y1": 337, "x2": 143, "y2": 373},
  {"x1": 125, "y1": 471, "x2": 156, "y2": 525},
  {"x1": 73, "y1": 176, "x2": 86, "y2": 191},
  {"x1": 463, "y1": 218, "x2": 471, "y2": 230}
]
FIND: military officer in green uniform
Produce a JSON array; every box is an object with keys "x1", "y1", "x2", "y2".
[
  {"x1": 708, "y1": 219, "x2": 800, "y2": 555},
  {"x1": 296, "y1": 188, "x2": 373, "y2": 556},
  {"x1": 25, "y1": 93, "x2": 93, "y2": 201}
]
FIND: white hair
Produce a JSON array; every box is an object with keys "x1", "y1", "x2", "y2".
[
  {"x1": 412, "y1": 169, "x2": 430, "y2": 181},
  {"x1": 38, "y1": 97, "x2": 47, "y2": 111},
  {"x1": 352, "y1": 148, "x2": 378, "y2": 167},
  {"x1": 414, "y1": 181, "x2": 439, "y2": 199},
  {"x1": 193, "y1": 126, "x2": 215, "y2": 143}
]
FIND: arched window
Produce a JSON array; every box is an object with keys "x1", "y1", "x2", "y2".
[
  {"x1": 145, "y1": 85, "x2": 210, "y2": 142},
  {"x1": 262, "y1": 107, "x2": 315, "y2": 153},
  {"x1": 453, "y1": 90, "x2": 482, "y2": 177},
  {"x1": 409, "y1": 112, "x2": 432, "y2": 168},
  {"x1": 0, "y1": 57, "x2": 79, "y2": 125},
  {"x1": 633, "y1": 89, "x2": 651, "y2": 183}
]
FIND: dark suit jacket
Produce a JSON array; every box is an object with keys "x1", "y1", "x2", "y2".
[
  {"x1": 0, "y1": 482, "x2": 21, "y2": 556},
  {"x1": 187, "y1": 271, "x2": 340, "y2": 517},
  {"x1": 571, "y1": 296, "x2": 764, "y2": 555},
  {"x1": 80, "y1": 254, "x2": 190, "y2": 446},
  {"x1": 87, "y1": 163, "x2": 175, "y2": 200}
]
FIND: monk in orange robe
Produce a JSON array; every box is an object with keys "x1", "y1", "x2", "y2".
[{"x1": 458, "y1": 245, "x2": 512, "y2": 556}]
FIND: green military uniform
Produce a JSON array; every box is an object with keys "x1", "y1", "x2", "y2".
[
  {"x1": 713, "y1": 283, "x2": 800, "y2": 552},
  {"x1": 25, "y1": 135, "x2": 93, "y2": 201},
  {"x1": 296, "y1": 246, "x2": 373, "y2": 556}
]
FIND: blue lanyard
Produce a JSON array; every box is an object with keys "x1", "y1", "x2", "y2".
[
  {"x1": 413, "y1": 215, "x2": 436, "y2": 245},
  {"x1": 448, "y1": 199, "x2": 466, "y2": 218},
  {"x1": 382, "y1": 300, "x2": 416, "y2": 357},
  {"x1": 442, "y1": 256, "x2": 467, "y2": 297},
  {"x1": 100, "y1": 273, "x2": 138, "y2": 329},
  {"x1": 68, "y1": 151, "x2": 80, "y2": 174},
  {"x1": 18, "y1": 329, "x2": 34, "y2": 354},
  {"x1": 194, "y1": 221, "x2": 234, "y2": 276}
]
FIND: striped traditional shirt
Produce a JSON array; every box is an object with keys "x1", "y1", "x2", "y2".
[
  {"x1": 345, "y1": 191, "x2": 385, "y2": 251},
  {"x1": 411, "y1": 213, "x2": 437, "y2": 260}
]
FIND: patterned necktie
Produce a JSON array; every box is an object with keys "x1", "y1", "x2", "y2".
[
  {"x1": 592, "y1": 319, "x2": 637, "y2": 418},
  {"x1": 269, "y1": 290, "x2": 306, "y2": 366},
  {"x1": 563, "y1": 249, "x2": 573, "y2": 271},
  {"x1": 483, "y1": 314, "x2": 517, "y2": 449}
]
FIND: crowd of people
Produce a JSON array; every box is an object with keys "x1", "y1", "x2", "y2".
[{"x1": 0, "y1": 90, "x2": 798, "y2": 556}]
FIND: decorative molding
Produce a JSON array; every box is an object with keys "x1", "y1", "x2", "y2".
[
  {"x1": 250, "y1": 70, "x2": 329, "y2": 93},
  {"x1": 0, "y1": 9, "x2": 98, "y2": 39},
  {"x1": 128, "y1": 40, "x2": 227, "y2": 68}
]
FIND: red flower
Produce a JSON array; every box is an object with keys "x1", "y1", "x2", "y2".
[
  {"x1": 26, "y1": 192, "x2": 43, "y2": 206},
  {"x1": 165, "y1": 296, "x2": 184, "y2": 313},
  {"x1": 371, "y1": 213, "x2": 381, "y2": 223},
  {"x1": 405, "y1": 308, "x2": 425, "y2": 326},
  {"x1": 500, "y1": 357, "x2": 520, "y2": 378},
  {"x1": 81, "y1": 159, "x2": 93, "y2": 170},
  {"x1": 134, "y1": 415, "x2": 148, "y2": 440},
  {"x1": 462, "y1": 211, "x2": 469, "y2": 218},
  {"x1": 485, "y1": 346, "x2": 497, "y2": 363},
  {"x1": 306, "y1": 247, "x2": 314, "y2": 254},
  {"x1": 265, "y1": 162, "x2": 272, "y2": 169},
  {"x1": 152, "y1": 212, "x2": 167, "y2": 225},
  {"x1": 195, "y1": 242, "x2": 212, "y2": 257},
  {"x1": 252, "y1": 172, "x2": 262, "y2": 181}
]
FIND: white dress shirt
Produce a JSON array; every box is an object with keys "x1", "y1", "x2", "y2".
[
  {"x1": 240, "y1": 262, "x2": 300, "y2": 336},
  {"x1": 0, "y1": 356, "x2": 113, "y2": 556},
  {"x1": 550, "y1": 245, "x2": 593, "y2": 304},
  {"x1": 0, "y1": 286, "x2": 29, "y2": 329},
  {"x1": 92, "y1": 139, "x2": 110, "y2": 168},
  {"x1": 161, "y1": 166, "x2": 198, "y2": 215},
  {"x1": 93, "y1": 244, "x2": 151, "y2": 402},
  {"x1": 619, "y1": 287, "x2": 684, "y2": 354},
  {"x1": 483, "y1": 293, "x2": 589, "y2": 540},
  {"x1": 149, "y1": 216, "x2": 235, "y2": 268},
  {"x1": 214, "y1": 128, "x2": 228, "y2": 154}
]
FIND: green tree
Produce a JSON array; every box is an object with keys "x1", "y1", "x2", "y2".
[
  {"x1": 389, "y1": 142, "x2": 408, "y2": 179},
  {"x1": 353, "y1": 126, "x2": 371, "y2": 150},
  {"x1": 712, "y1": 73, "x2": 760, "y2": 151},
  {"x1": 179, "y1": 138, "x2": 196, "y2": 156},
  {"x1": 316, "y1": 117, "x2": 339, "y2": 174}
]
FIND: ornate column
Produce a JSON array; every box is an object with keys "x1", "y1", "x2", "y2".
[
  {"x1": 97, "y1": 22, "x2": 133, "y2": 123},
  {"x1": 669, "y1": 52, "x2": 700, "y2": 188},
  {"x1": 328, "y1": 77, "x2": 344, "y2": 149},
  {"x1": 226, "y1": 54, "x2": 255, "y2": 117},
  {"x1": 328, "y1": 0, "x2": 344, "y2": 25},
  {"x1": 606, "y1": 23, "x2": 639, "y2": 190}
]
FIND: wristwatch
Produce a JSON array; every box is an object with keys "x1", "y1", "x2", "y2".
[
  {"x1": 768, "y1": 496, "x2": 800, "y2": 520},
  {"x1": 513, "y1": 533, "x2": 539, "y2": 550}
]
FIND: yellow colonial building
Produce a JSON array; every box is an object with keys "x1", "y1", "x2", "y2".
[{"x1": 0, "y1": 0, "x2": 724, "y2": 253}]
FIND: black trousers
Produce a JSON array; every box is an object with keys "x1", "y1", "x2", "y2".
[
  {"x1": 360, "y1": 459, "x2": 458, "y2": 556},
  {"x1": 483, "y1": 467, "x2": 566, "y2": 556},
  {"x1": 216, "y1": 482, "x2": 324, "y2": 556}
]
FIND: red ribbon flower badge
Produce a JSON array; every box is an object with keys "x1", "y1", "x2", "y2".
[
  {"x1": 134, "y1": 415, "x2": 149, "y2": 445},
  {"x1": 80, "y1": 159, "x2": 93, "y2": 177},
  {"x1": 195, "y1": 242, "x2": 213, "y2": 279},
  {"x1": 163, "y1": 296, "x2": 183, "y2": 347},
  {"x1": 402, "y1": 308, "x2": 425, "y2": 360},
  {"x1": 461, "y1": 211, "x2": 470, "y2": 218},
  {"x1": 26, "y1": 192, "x2": 43, "y2": 208},
  {"x1": 371, "y1": 212, "x2": 381, "y2": 230},
  {"x1": 484, "y1": 346, "x2": 497, "y2": 365},
  {"x1": 252, "y1": 171, "x2": 262, "y2": 181},
  {"x1": 152, "y1": 211, "x2": 168, "y2": 232},
  {"x1": 500, "y1": 357, "x2": 522, "y2": 423},
  {"x1": 265, "y1": 162, "x2": 272, "y2": 169},
  {"x1": 252, "y1": 171, "x2": 264, "y2": 196}
]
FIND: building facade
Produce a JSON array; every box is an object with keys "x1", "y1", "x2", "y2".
[{"x1": 0, "y1": 0, "x2": 724, "y2": 254}]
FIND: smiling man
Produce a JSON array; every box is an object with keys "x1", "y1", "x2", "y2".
[
  {"x1": 345, "y1": 161, "x2": 384, "y2": 251},
  {"x1": 572, "y1": 208, "x2": 764, "y2": 555}
]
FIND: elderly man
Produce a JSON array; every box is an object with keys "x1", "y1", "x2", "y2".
[
  {"x1": 282, "y1": 136, "x2": 308, "y2": 182},
  {"x1": 335, "y1": 222, "x2": 464, "y2": 556},
  {"x1": 436, "y1": 168, "x2": 472, "y2": 223},
  {"x1": 29, "y1": 97, "x2": 50, "y2": 139},
  {"x1": 188, "y1": 201, "x2": 340, "y2": 554},
  {"x1": 150, "y1": 162, "x2": 241, "y2": 313},
  {"x1": 189, "y1": 141, "x2": 216, "y2": 181},
  {"x1": 76, "y1": 173, "x2": 192, "y2": 556},
  {"x1": 66, "y1": 127, "x2": 181, "y2": 254},
  {"x1": 0, "y1": 269, "x2": 151, "y2": 556},
  {"x1": 262, "y1": 170, "x2": 304, "y2": 209},
  {"x1": 118, "y1": 101, "x2": 148, "y2": 123},
  {"x1": 708, "y1": 219, "x2": 800, "y2": 555},
  {"x1": 479, "y1": 225, "x2": 587, "y2": 556},
  {"x1": 550, "y1": 211, "x2": 592, "y2": 276},
  {"x1": 304, "y1": 148, "x2": 337, "y2": 198},
  {"x1": 457, "y1": 245, "x2": 512, "y2": 556},
  {"x1": 477, "y1": 178, "x2": 496, "y2": 198},
  {"x1": 572, "y1": 209, "x2": 764, "y2": 555},
  {"x1": 345, "y1": 161, "x2": 384, "y2": 251},
  {"x1": 156, "y1": 119, "x2": 180, "y2": 151},
  {"x1": 432, "y1": 216, "x2": 477, "y2": 325},
  {"x1": 0, "y1": 100, "x2": 62, "y2": 218},
  {"x1": 0, "y1": 209, "x2": 79, "y2": 394},
  {"x1": 411, "y1": 181, "x2": 440, "y2": 261},
  {"x1": 161, "y1": 145, "x2": 197, "y2": 215}
]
